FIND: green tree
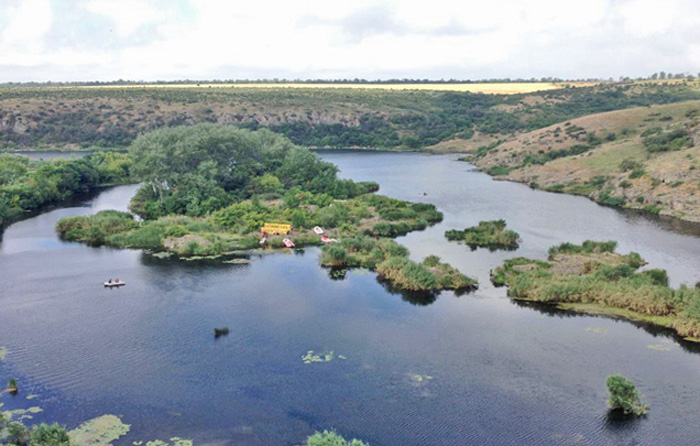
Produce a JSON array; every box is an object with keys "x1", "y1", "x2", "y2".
[{"x1": 606, "y1": 374, "x2": 648, "y2": 416}]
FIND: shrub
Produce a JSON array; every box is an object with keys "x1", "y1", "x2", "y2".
[
  {"x1": 307, "y1": 430, "x2": 369, "y2": 446},
  {"x1": 6, "y1": 421, "x2": 30, "y2": 446},
  {"x1": 606, "y1": 375, "x2": 648, "y2": 416},
  {"x1": 30, "y1": 423, "x2": 70, "y2": 446}
]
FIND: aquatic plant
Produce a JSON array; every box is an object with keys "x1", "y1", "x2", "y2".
[
  {"x1": 307, "y1": 430, "x2": 369, "y2": 446},
  {"x1": 68, "y1": 415, "x2": 131, "y2": 446},
  {"x1": 606, "y1": 375, "x2": 648, "y2": 416},
  {"x1": 302, "y1": 350, "x2": 336, "y2": 364},
  {"x1": 6, "y1": 378, "x2": 18, "y2": 393}
]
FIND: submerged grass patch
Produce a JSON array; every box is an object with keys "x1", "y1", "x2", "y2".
[{"x1": 0, "y1": 347, "x2": 7, "y2": 361}]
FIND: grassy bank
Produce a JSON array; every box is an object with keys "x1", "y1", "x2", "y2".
[{"x1": 491, "y1": 240, "x2": 700, "y2": 339}]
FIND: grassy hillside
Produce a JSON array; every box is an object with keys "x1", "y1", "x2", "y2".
[
  {"x1": 1, "y1": 81, "x2": 698, "y2": 151},
  {"x1": 470, "y1": 100, "x2": 700, "y2": 222}
]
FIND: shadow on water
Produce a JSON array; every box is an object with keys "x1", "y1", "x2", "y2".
[
  {"x1": 603, "y1": 410, "x2": 644, "y2": 435},
  {"x1": 618, "y1": 207, "x2": 700, "y2": 237},
  {"x1": 139, "y1": 251, "x2": 255, "y2": 271},
  {"x1": 376, "y1": 276, "x2": 439, "y2": 306},
  {"x1": 511, "y1": 299, "x2": 700, "y2": 354}
]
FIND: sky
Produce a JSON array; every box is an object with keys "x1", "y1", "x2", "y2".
[{"x1": 0, "y1": 0, "x2": 699, "y2": 82}]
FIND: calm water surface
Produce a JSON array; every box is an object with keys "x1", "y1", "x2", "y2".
[{"x1": 2, "y1": 152, "x2": 700, "y2": 446}]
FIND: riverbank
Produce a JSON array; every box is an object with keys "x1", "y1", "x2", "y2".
[{"x1": 468, "y1": 100, "x2": 700, "y2": 225}]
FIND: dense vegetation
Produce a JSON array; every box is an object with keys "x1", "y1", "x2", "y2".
[
  {"x1": 606, "y1": 375, "x2": 648, "y2": 416},
  {"x1": 0, "y1": 411, "x2": 69, "y2": 446},
  {"x1": 320, "y1": 237, "x2": 478, "y2": 292},
  {"x1": 491, "y1": 240, "x2": 700, "y2": 339},
  {"x1": 57, "y1": 125, "x2": 473, "y2": 293},
  {"x1": 0, "y1": 152, "x2": 132, "y2": 228},
  {"x1": 2, "y1": 82, "x2": 699, "y2": 150},
  {"x1": 445, "y1": 219, "x2": 520, "y2": 250}
]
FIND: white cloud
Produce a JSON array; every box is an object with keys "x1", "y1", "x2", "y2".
[
  {"x1": 0, "y1": 0, "x2": 697, "y2": 81},
  {"x1": 84, "y1": 0, "x2": 161, "y2": 37},
  {"x1": 2, "y1": 0, "x2": 52, "y2": 47}
]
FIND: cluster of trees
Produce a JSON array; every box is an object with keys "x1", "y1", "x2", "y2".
[
  {"x1": 127, "y1": 124, "x2": 378, "y2": 219},
  {"x1": 0, "y1": 152, "x2": 132, "y2": 228}
]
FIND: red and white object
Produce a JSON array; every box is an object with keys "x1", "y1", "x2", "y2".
[
  {"x1": 283, "y1": 238, "x2": 295, "y2": 248},
  {"x1": 313, "y1": 226, "x2": 324, "y2": 235}
]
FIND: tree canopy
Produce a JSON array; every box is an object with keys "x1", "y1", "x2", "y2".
[{"x1": 128, "y1": 124, "x2": 377, "y2": 219}]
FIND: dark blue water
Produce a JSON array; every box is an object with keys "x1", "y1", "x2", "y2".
[{"x1": 2, "y1": 152, "x2": 700, "y2": 446}]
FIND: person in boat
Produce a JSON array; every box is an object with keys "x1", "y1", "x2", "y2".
[
  {"x1": 108, "y1": 278, "x2": 112, "y2": 284},
  {"x1": 115, "y1": 278, "x2": 119, "y2": 283}
]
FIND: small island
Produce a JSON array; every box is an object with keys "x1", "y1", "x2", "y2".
[
  {"x1": 56, "y1": 124, "x2": 475, "y2": 294},
  {"x1": 445, "y1": 219, "x2": 520, "y2": 250},
  {"x1": 491, "y1": 240, "x2": 700, "y2": 340}
]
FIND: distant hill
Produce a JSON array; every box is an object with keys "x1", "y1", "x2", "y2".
[
  {"x1": 1, "y1": 80, "x2": 698, "y2": 151},
  {"x1": 469, "y1": 100, "x2": 700, "y2": 223}
]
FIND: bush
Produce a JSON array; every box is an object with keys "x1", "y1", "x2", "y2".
[
  {"x1": 307, "y1": 430, "x2": 369, "y2": 446},
  {"x1": 6, "y1": 421, "x2": 30, "y2": 446},
  {"x1": 29, "y1": 423, "x2": 70, "y2": 446},
  {"x1": 606, "y1": 375, "x2": 648, "y2": 416}
]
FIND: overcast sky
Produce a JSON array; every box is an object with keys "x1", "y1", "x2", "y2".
[{"x1": 1, "y1": 0, "x2": 698, "y2": 82}]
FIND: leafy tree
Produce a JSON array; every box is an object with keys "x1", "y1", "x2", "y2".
[
  {"x1": 606, "y1": 374, "x2": 648, "y2": 416},
  {"x1": 29, "y1": 423, "x2": 69, "y2": 446}
]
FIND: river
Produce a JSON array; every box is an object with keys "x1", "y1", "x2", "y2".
[{"x1": 1, "y1": 151, "x2": 700, "y2": 446}]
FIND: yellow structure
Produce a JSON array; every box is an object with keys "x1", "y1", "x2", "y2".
[{"x1": 261, "y1": 222, "x2": 292, "y2": 235}]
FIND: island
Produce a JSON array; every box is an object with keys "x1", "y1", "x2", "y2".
[
  {"x1": 491, "y1": 240, "x2": 700, "y2": 340},
  {"x1": 56, "y1": 124, "x2": 477, "y2": 294}
]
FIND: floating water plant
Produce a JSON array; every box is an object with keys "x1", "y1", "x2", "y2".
[
  {"x1": 585, "y1": 328, "x2": 607, "y2": 334},
  {"x1": 6, "y1": 378, "x2": 18, "y2": 393},
  {"x1": 0, "y1": 347, "x2": 8, "y2": 361},
  {"x1": 302, "y1": 350, "x2": 336, "y2": 364},
  {"x1": 4, "y1": 406, "x2": 43, "y2": 421},
  {"x1": 68, "y1": 415, "x2": 131, "y2": 446}
]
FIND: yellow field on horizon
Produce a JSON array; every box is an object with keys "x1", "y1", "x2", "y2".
[{"x1": 74, "y1": 82, "x2": 597, "y2": 95}]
